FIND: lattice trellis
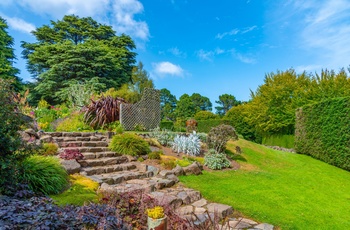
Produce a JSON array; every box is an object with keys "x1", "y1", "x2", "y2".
[{"x1": 120, "y1": 88, "x2": 161, "y2": 131}]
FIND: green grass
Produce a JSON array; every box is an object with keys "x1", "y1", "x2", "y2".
[
  {"x1": 179, "y1": 139, "x2": 350, "y2": 230},
  {"x1": 50, "y1": 174, "x2": 99, "y2": 206}
]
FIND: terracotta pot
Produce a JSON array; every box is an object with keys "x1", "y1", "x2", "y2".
[{"x1": 147, "y1": 216, "x2": 167, "y2": 230}]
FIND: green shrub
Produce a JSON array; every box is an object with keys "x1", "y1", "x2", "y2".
[
  {"x1": 20, "y1": 155, "x2": 68, "y2": 195},
  {"x1": 194, "y1": 111, "x2": 219, "y2": 120},
  {"x1": 295, "y1": 97, "x2": 350, "y2": 170},
  {"x1": 262, "y1": 135, "x2": 295, "y2": 148},
  {"x1": 148, "y1": 151, "x2": 162, "y2": 160},
  {"x1": 56, "y1": 112, "x2": 93, "y2": 132},
  {"x1": 204, "y1": 151, "x2": 231, "y2": 170},
  {"x1": 51, "y1": 174, "x2": 99, "y2": 206},
  {"x1": 41, "y1": 143, "x2": 59, "y2": 156},
  {"x1": 197, "y1": 119, "x2": 235, "y2": 133},
  {"x1": 207, "y1": 124, "x2": 238, "y2": 153},
  {"x1": 137, "y1": 157, "x2": 144, "y2": 162},
  {"x1": 0, "y1": 79, "x2": 30, "y2": 195},
  {"x1": 109, "y1": 133, "x2": 151, "y2": 156},
  {"x1": 224, "y1": 104, "x2": 262, "y2": 143},
  {"x1": 159, "y1": 121, "x2": 174, "y2": 130},
  {"x1": 133, "y1": 123, "x2": 147, "y2": 132}
]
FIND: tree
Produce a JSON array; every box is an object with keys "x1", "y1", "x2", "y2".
[
  {"x1": 190, "y1": 93, "x2": 212, "y2": 112},
  {"x1": 21, "y1": 15, "x2": 136, "y2": 104},
  {"x1": 215, "y1": 94, "x2": 241, "y2": 116},
  {"x1": 0, "y1": 17, "x2": 21, "y2": 91},
  {"x1": 160, "y1": 88, "x2": 177, "y2": 120},
  {"x1": 194, "y1": 111, "x2": 219, "y2": 120},
  {"x1": 130, "y1": 62, "x2": 154, "y2": 100},
  {"x1": 174, "y1": 94, "x2": 196, "y2": 120}
]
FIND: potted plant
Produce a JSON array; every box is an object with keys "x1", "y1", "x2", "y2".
[{"x1": 146, "y1": 206, "x2": 167, "y2": 230}]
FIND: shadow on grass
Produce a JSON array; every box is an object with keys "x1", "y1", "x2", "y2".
[{"x1": 225, "y1": 149, "x2": 247, "y2": 162}]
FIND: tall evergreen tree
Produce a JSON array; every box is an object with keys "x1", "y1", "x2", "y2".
[
  {"x1": 21, "y1": 15, "x2": 136, "y2": 104},
  {"x1": 0, "y1": 17, "x2": 21, "y2": 91},
  {"x1": 215, "y1": 94, "x2": 241, "y2": 116}
]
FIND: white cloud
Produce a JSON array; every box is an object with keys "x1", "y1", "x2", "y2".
[
  {"x1": 17, "y1": 0, "x2": 109, "y2": 18},
  {"x1": 11, "y1": 0, "x2": 149, "y2": 41},
  {"x1": 197, "y1": 49, "x2": 214, "y2": 61},
  {"x1": 234, "y1": 53, "x2": 256, "y2": 64},
  {"x1": 216, "y1": 29, "x2": 239, "y2": 39},
  {"x1": 1, "y1": 15, "x2": 35, "y2": 34},
  {"x1": 286, "y1": 0, "x2": 350, "y2": 69},
  {"x1": 152, "y1": 61, "x2": 184, "y2": 77},
  {"x1": 216, "y1": 26, "x2": 257, "y2": 39},
  {"x1": 112, "y1": 0, "x2": 150, "y2": 40},
  {"x1": 168, "y1": 47, "x2": 186, "y2": 58},
  {"x1": 295, "y1": 64, "x2": 323, "y2": 73},
  {"x1": 196, "y1": 48, "x2": 227, "y2": 61}
]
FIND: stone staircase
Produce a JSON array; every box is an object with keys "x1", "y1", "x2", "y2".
[{"x1": 45, "y1": 132, "x2": 274, "y2": 230}]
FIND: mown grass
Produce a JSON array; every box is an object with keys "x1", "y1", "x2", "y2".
[
  {"x1": 50, "y1": 174, "x2": 99, "y2": 206},
  {"x1": 180, "y1": 139, "x2": 350, "y2": 230}
]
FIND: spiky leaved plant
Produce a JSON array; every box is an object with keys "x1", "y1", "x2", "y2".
[
  {"x1": 84, "y1": 96, "x2": 126, "y2": 129},
  {"x1": 171, "y1": 133, "x2": 201, "y2": 156}
]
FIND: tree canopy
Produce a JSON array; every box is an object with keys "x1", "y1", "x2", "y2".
[
  {"x1": 215, "y1": 94, "x2": 241, "y2": 116},
  {"x1": 160, "y1": 88, "x2": 177, "y2": 120},
  {"x1": 21, "y1": 15, "x2": 136, "y2": 104},
  {"x1": 0, "y1": 17, "x2": 21, "y2": 91}
]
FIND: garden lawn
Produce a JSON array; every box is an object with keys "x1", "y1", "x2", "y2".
[{"x1": 180, "y1": 139, "x2": 350, "y2": 230}]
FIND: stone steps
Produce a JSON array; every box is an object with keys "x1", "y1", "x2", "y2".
[
  {"x1": 82, "y1": 152, "x2": 121, "y2": 159},
  {"x1": 61, "y1": 146, "x2": 110, "y2": 153},
  {"x1": 78, "y1": 156, "x2": 128, "y2": 167},
  {"x1": 86, "y1": 169, "x2": 154, "y2": 185},
  {"x1": 44, "y1": 132, "x2": 274, "y2": 229},
  {"x1": 80, "y1": 162, "x2": 139, "y2": 176},
  {"x1": 58, "y1": 141, "x2": 109, "y2": 148}
]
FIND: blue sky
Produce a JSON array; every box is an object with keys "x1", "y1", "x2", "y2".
[{"x1": 1, "y1": 0, "x2": 350, "y2": 106}]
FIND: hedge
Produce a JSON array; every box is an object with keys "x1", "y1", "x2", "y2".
[
  {"x1": 295, "y1": 97, "x2": 350, "y2": 171},
  {"x1": 159, "y1": 121, "x2": 174, "y2": 130},
  {"x1": 197, "y1": 119, "x2": 234, "y2": 133},
  {"x1": 262, "y1": 135, "x2": 294, "y2": 149}
]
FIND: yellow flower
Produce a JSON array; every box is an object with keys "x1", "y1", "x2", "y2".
[{"x1": 146, "y1": 206, "x2": 164, "y2": 219}]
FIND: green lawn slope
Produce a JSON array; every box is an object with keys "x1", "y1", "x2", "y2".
[{"x1": 180, "y1": 139, "x2": 350, "y2": 230}]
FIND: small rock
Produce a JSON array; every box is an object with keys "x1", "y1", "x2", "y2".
[
  {"x1": 177, "y1": 191, "x2": 191, "y2": 204},
  {"x1": 206, "y1": 203, "x2": 233, "y2": 219},
  {"x1": 25, "y1": 129, "x2": 39, "y2": 138},
  {"x1": 176, "y1": 205, "x2": 193, "y2": 216},
  {"x1": 159, "y1": 170, "x2": 173, "y2": 177},
  {"x1": 40, "y1": 135, "x2": 53, "y2": 143},
  {"x1": 192, "y1": 198, "x2": 207, "y2": 207},
  {"x1": 183, "y1": 162, "x2": 202, "y2": 175},
  {"x1": 254, "y1": 223, "x2": 274, "y2": 230},
  {"x1": 147, "y1": 165, "x2": 159, "y2": 175},
  {"x1": 172, "y1": 165, "x2": 184, "y2": 176},
  {"x1": 166, "y1": 174, "x2": 179, "y2": 183},
  {"x1": 60, "y1": 159, "x2": 81, "y2": 174}
]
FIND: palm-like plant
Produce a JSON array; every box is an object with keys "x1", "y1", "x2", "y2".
[{"x1": 84, "y1": 96, "x2": 126, "y2": 129}]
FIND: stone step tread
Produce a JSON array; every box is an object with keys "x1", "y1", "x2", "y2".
[
  {"x1": 58, "y1": 141, "x2": 109, "y2": 148},
  {"x1": 78, "y1": 156, "x2": 129, "y2": 167},
  {"x1": 60, "y1": 146, "x2": 110, "y2": 153},
  {"x1": 53, "y1": 136, "x2": 107, "y2": 142},
  {"x1": 80, "y1": 162, "x2": 139, "y2": 176},
  {"x1": 87, "y1": 170, "x2": 154, "y2": 185},
  {"x1": 82, "y1": 151, "x2": 120, "y2": 159}
]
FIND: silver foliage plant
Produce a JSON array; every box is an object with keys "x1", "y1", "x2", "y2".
[
  {"x1": 149, "y1": 127, "x2": 175, "y2": 146},
  {"x1": 172, "y1": 133, "x2": 201, "y2": 156}
]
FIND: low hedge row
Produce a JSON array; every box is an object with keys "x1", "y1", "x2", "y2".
[
  {"x1": 197, "y1": 119, "x2": 234, "y2": 133},
  {"x1": 295, "y1": 97, "x2": 350, "y2": 170},
  {"x1": 262, "y1": 135, "x2": 295, "y2": 149}
]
